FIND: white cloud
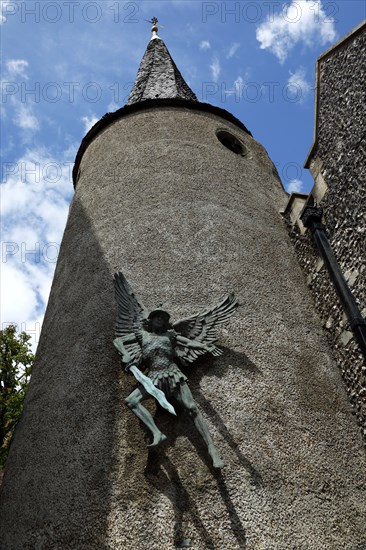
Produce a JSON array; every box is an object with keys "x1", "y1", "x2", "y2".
[
  {"x1": 1, "y1": 260, "x2": 46, "y2": 352},
  {"x1": 6, "y1": 59, "x2": 29, "y2": 78},
  {"x1": 3, "y1": 59, "x2": 40, "y2": 134},
  {"x1": 13, "y1": 102, "x2": 40, "y2": 130},
  {"x1": 200, "y1": 40, "x2": 211, "y2": 51},
  {"x1": 82, "y1": 115, "x2": 99, "y2": 133},
  {"x1": 287, "y1": 67, "x2": 311, "y2": 103},
  {"x1": 0, "y1": 0, "x2": 14, "y2": 24},
  {"x1": 107, "y1": 101, "x2": 120, "y2": 112},
  {"x1": 224, "y1": 76, "x2": 245, "y2": 99},
  {"x1": 26, "y1": 263, "x2": 55, "y2": 311},
  {"x1": 226, "y1": 42, "x2": 240, "y2": 59},
  {"x1": 287, "y1": 179, "x2": 304, "y2": 193},
  {"x1": 1, "y1": 146, "x2": 73, "y2": 348},
  {"x1": 209, "y1": 56, "x2": 221, "y2": 82},
  {"x1": 1, "y1": 263, "x2": 39, "y2": 323},
  {"x1": 234, "y1": 76, "x2": 244, "y2": 94},
  {"x1": 256, "y1": 0, "x2": 337, "y2": 63}
]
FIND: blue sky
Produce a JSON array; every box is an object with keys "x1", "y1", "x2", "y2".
[{"x1": 1, "y1": 0, "x2": 365, "y2": 348}]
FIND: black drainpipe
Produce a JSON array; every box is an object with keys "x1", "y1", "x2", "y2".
[{"x1": 300, "y1": 205, "x2": 366, "y2": 361}]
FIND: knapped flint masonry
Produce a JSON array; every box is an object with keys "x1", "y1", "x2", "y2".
[
  {"x1": 300, "y1": 206, "x2": 366, "y2": 359},
  {"x1": 284, "y1": 21, "x2": 366, "y2": 441},
  {"x1": 1, "y1": 20, "x2": 365, "y2": 550}
]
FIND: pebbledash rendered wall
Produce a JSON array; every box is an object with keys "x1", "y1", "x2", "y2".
[
  {"x1": 285, "y1": 22, "x2": 366, "y2": 443},
  {"x1": 1, "y1": 97, "x2": 366, "y2": 549}
]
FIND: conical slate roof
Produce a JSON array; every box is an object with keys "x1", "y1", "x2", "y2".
[{"x1": 127, "y1": 35, "x2": 197, "y2": 105}]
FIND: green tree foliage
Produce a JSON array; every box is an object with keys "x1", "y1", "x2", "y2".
[{"x1": 0, "y1": 325, "x2": 34, "y2": 467}]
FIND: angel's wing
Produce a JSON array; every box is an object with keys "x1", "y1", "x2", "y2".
[
  {"x1": 173, "y1": 293, "x2": 238, "y2": 365},
  {"x1": 114, "y1": 272, "x2": 148, "y2": 364}
]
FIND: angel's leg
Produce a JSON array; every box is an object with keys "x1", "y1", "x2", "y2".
[
  {"x1": 125, "y1": 387, "x2": 167, "y2": 448},
  {"x1": 176, "y1": 382, "x2": 224, "y2": 469}
]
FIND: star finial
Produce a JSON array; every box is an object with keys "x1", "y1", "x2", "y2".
[{"x1": 145, "y1": 17, "x2": 160, "y2": 40}]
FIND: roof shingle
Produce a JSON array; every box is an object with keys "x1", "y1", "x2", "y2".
[{"x1": 127, "y1": 37, "x2": 197, "y2": 105}]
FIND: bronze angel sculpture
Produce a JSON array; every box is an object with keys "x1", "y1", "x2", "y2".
[{"x1": 113, "y1": 272, "x2": 238, "y2": 469}]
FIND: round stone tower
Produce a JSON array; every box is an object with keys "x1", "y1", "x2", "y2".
[{"x1": 1, "y1": 27, "x2": 365, "y2": 549}]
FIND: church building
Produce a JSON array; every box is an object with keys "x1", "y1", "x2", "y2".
[{"x1": 1, "y1": 20, "x2": 365, "y2": 550}]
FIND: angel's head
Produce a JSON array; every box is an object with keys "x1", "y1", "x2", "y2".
[{"x1": 146, "y1": 308, "x2": 172, "y2": 333}]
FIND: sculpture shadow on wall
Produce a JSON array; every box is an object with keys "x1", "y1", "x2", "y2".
[
  {"x1": 146, "y1": 452, "x2": 217, "y2": 549},
  {"x1": 143, "y1": 348, "x2": 261, "y2": 549},
  {"x1": 145, "y1": 347, "x2": 262, "y2": 481},
  {"x1": 190, "y1": 347, "x2": 263, "y2": 488},
  {"x1": 146, "y1": 452, "x2": 249, "y2": 549}
]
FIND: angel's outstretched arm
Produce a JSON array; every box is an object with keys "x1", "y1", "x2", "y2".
[
  {"x1": 113, "y1": 334, "x2": 138, "y2": 364},
  {"x1": 176, "y1": 335, "x2": 223, "y2": 356}
]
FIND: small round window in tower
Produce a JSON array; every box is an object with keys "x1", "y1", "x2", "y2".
[{"x1": 216, "y1": 130, "x2": 246, "y2": 156}]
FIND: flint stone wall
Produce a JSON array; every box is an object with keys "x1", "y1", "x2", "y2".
[
  {"x1": 286, "y1": 23, "x2": 366, "y2": 442},
  {"x1": 1, "y1": 105, "x2": 366, "y2": 549}
]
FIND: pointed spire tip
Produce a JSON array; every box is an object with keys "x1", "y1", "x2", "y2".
[{"x1": 127, "y1": 19, "x2": 198, "y2": 105}]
